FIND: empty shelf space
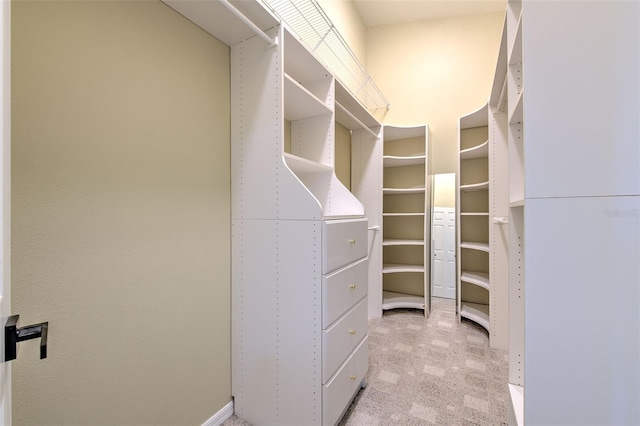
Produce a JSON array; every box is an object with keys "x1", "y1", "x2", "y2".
[
  {"x1": 460, "y1": 302, "x2": 490, "y2": 331},
  {"x1": 383, "y1": 187, "x2": 426, "y2": 195},
  {"x1": 460, "y1": 181, "x2": 489, "y2": 191},
  {"x1": 383, "y1": 263, "x2": 424, "y2": 273},
  {"x1": 460, "y1": 212, "x2": 489, "y2": 216},
  {"x1": 460, "y1": 140, "x2": 489, "y2": 160},
  {"x1": 383, "y1": 239, "x2": 425, "y2": 246},
  {"x1": 383, "y1": 155, "x2": 426, "y2": 168},
  {"x1": 460, "y1": 271, "x2": 490, "y2": 291},
  {"x1": 284, "y1": 153, "x2": 332, "y2": 175},
  {"x1": 382, "y1": 291, "x2": 425, "y2": 310},
  {"x1": 508, "y1": 12, "x2": 523, "y2": 65},
  {"x1": 460, "y1": 241, "x2": 490, "y2": 252},
  {"x1": 284, "y1": 73, "x2": 332, "y2": 121}
]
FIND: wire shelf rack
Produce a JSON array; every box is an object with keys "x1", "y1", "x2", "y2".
[{"x1": 261, "y1": 0, "x2": 390, "y2": 114}]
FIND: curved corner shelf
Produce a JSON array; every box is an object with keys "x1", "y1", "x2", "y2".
[
  {"x1": 382, "y1": 290, "x2": 425, "y2": 310},
  {"x1": 383, "y1": 263, "x2": 424, "y2": 273},
  {"x1": 460, "y1": 241, "x2": 490, "y2": 253},
  {"x1": 383, "y1": 187, "x2": 426, "y2": 195},
  {"x1": 460, "y1": 181, "x2": 489, "y2": 192},
  {"x1": 383, "y1": 155, "x2": 426, "y2": 168},
  {"x1": 460, "y1": 302, "x2": 490, "y2": 332},
  {"x1": 460, "y1": 271, "x2": 490, "y2": 291},
  {"x1": 460, "y1": 140, "x2": 489, "y2": 160}
]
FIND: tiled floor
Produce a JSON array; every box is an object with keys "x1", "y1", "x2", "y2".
[{"x1": 224, "y1": 297, "x2": 509, "y2": 425}]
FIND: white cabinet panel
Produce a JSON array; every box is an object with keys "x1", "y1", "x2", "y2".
[
  {"x1": 525, "y1": 196, "x2": 640, "y2": 426},
  {"x1": 322, "y1": 297, "x2": 368, "y2": 383},
  {"x1": 322, "y1": 258, "x2": 368, "y2": 328},
  {"x1": 323, "y1": 218, "x2": 368, "y2": 273},
  {"x1": 523, "y1": 1, "x2": 640, "y2": 199},
  {"x1": 323, "y1": 336, "x2": 368, "y2": 426}
]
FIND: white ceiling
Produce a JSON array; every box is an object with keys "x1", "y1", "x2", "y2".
[{"x1": 353, "y1": 0, "x2": 506, "y2": 27}]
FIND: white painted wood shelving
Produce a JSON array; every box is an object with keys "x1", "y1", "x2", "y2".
[
  {"x1": 160, "y1": 2, "x2": 375, "y2": 424},
  {"x1": 380, "y1": 125, "x2": 431, "y2": 316}
]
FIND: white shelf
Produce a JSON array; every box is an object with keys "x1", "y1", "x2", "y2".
[
  {"x1": 508, "y1": 383, "x2": 524, "y2": 426},
  {"x1": 460, "y1": 140, "x2": 489, "y2": 160},
  {"x1": 383, "y1": 187, "x2": 425, "y2": 195},
  {"x1": 489, "y1": 16, "x2": 508, "y2": 110},
  {"x1": 284, "y1": 153, "x2": 332, "y2": 175},
  {"x1": 384, "y1": 126, "x2": 426, "y2": 141},
  {"x1": 510, "y1": 198, "x2": 524, "y2": 208},
  {"x1": 461, "y1": 212, "x2": 489, "y2": 216},
  {"x1": 283, "y1": 31, "x2": 331, "y2": 87},
  {"x1": 460, "y1": 271, "x2": 490, "y2": 291},
  {"x1": 460, "y1": 104, "x2": 489, "y2": 129},
  {"x1": 460, "y1": 241, "x2": 490, "y2": 252},
  {"x1": 335, "y1": 81, "x2": 380, "y2": 131},
  {"x1": 383, "y1": 263, "x2": 424, "y2": 273},
  {"x1": 460, "y1": 181, "x2": 489, "y2": 191},
  {"x1": 284, "y1": 73, "x2": 332, "y2": 121},
  {"x1": 382, "y1": 291, "x2": 425, "y2": 310},
  {"x1": 509, "y1": 89, "x2": 524, "y2": 124},
  {"x1": 383, "y1": 239, "x2": 425, "y2": 246},
  {"x1": 460, "y1": 302, "x2": 490, "y2": 331},
  {"x1": 383, "y1": 212, "x2": 425, "y2": 217},
  {"x1": 383, "y1": 155, "x2": 426, "y2": 168}
]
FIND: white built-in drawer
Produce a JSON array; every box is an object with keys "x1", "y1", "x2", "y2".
[
  {"x1": 322, "y1": 258, "x2": 368, "y2": 328},
  {"x1": 322, "y1": 218, "x2": 368, "y2": 274},
  {"x1": 322, "y1": 335, "x2": 368, "y2": 426},
  {"x1": 322, "y1": 297, "x2": 368, "y2": 383}
]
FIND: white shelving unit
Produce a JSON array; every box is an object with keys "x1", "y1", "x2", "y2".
[
  {"x1": 160, "y1": 3, "x2": 379, "y2": 421},
  {"x1": 456, "y1": 73, "x2": 509, "y2": 353},
  {"x1": 381, "y1": 125, "x2": 431, "y2": 316},
  {"x1": 457, "y1": 104, "x2": 490, "y2": 332}
]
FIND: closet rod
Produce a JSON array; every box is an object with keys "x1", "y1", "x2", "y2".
[
  {"x1": 219, "y1": 0, "x2": 278, "y2": 48},
  {"x1": 335, "y1": 101, "x2": 378, "y2": 138}
]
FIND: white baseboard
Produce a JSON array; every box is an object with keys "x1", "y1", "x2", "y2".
[{"x1": 202, "y1": 400, "x2": 234, "y2": 426}]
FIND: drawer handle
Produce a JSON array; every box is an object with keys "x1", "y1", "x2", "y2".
[
  {"x1": 349, "y1": 284, "x2": 356, "y2": 290},
  {"x1": 349, "y1": 375, "x2": 356, "y2": 381},
  {"x1": 348, "y1": 329, "x2": 356, "y2": 335},
  {"x1": 348, "y1": 239, "x2": 356, "y2": 245}
]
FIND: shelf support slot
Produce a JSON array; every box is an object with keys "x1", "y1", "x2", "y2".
[{"x1": 219, "y1": 0, "x2": 278, "y2": 48}]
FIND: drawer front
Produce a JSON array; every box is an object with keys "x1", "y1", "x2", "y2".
[
  {"x1": 323, "y1": 219, "x2": 368, "y2": 274},
  {"x1": 323, "y1": 335, "x2": 368, "y2": 426},
  {"x1": 322, "y1": 297, "x2": 368, "y2": 383},
  {"x1": 322, "y1": 258, "x2": 368, "y2": 328}
]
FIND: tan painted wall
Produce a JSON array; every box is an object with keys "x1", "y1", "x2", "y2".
[
  {"x1": 12, "y1": 1, "x2": 231, "y2": 424},
  {"x1": 433, "y1": 173, "x2": 456, "y2": 208},
  {"x1": 318, "y1": 0, "x2": 367, "y2": 66},
  {"x1": 335, "y1": 122, "x2": 352, "y2": 189},
  {"x1": 366, "y1": 13, "x2": 504, "y2": 174}
]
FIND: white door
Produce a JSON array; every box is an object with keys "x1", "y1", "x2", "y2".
[
  {"x1": 431, "y1": 207, "x2": 456, "y2": 299},
  {"x1": 0, "y1": 1, "x2": 10, "y2": 424}
]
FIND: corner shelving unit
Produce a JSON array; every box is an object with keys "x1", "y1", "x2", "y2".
[
  {"x1": 457, "y1": 104, "x2": 490, "y2": 330},
  {"x1": 381, "y1": 125, "x2": 431, "y2": 316}
]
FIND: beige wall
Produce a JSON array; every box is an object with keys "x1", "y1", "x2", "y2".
[
  {"x1": 318, "y1": 0, "x2": 367, "y2": 66},
  {"x1": 12, "y1": 1, "x2": 231, "y2": 424},
  {"x1": 335, "y1": 122, "x2": 352, "y2": 189},
  {"x1": 433, "y1": 173, "x2": 456, "y2": 208},
  {"x1": 366, "y1": 13, "x2": 504, "y2": 174}
]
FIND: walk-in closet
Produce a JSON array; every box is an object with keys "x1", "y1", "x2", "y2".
[{"x1": 6, "y1": 0, "x2": 638, "y2": 425}]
